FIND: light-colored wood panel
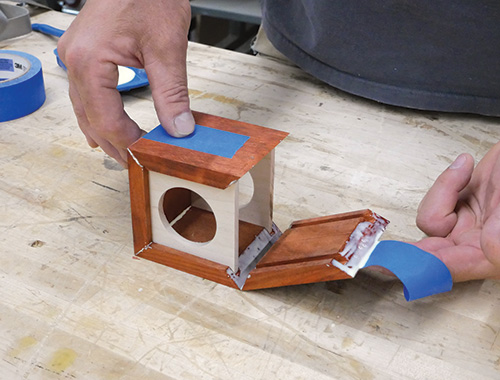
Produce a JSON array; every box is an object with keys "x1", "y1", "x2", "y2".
[
  {"x1": 238, "y1": 151, "x2": 274, "y2": 231},
  {"x1": 149, "y1": 170, "x2": 239, "y2": 270}
]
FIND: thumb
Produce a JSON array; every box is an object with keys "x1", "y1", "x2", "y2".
[
  {"x1": 144, "y1": 48, "x2": 195, "y2": 138},
  {"x1": 416, "y1": 153, "x2": 474, "y2": 236}
]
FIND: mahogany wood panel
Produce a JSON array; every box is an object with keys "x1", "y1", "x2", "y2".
[
  {"x1": 138, "y1": 243, "x2": 240, "y2": 289},
  {"x1": 128, "y1": 154, "x2": 153, "y2": 253},
  {"x1": 289, "y1": 209, "x2": 378, "y2": 228},
  {"x1": 242, "y1": 258, "x2": 352, "y2": 290},
  {"x1": 257, "y1": 209, "x2": 378, "y2": 268},
  {"x1": 241, "y1": 210, "x2": 381, "y2": 290},
  {"x1": 128, "y1": 111, "x2": 289, "y2": 189}
]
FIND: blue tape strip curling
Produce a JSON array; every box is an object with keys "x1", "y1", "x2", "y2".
[
  {"x1": 0, "y1": 50, "x2": 46, "y2": 122},
  {"x1": 144, "y1": 124, "x2": 250, "y2": 159},
  {"x1": 363, "y1": 240, "x2": 453, "y2": 301}
]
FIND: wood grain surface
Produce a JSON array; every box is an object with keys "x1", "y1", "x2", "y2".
[
  {"x1": 1, "y1": 9, "x2": 500, "y2": 380},
  {"x1": 129, "y1": 110, "x2": 288, "y2": 189}
]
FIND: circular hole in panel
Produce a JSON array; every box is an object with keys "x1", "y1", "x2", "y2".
[
  {"x1": 238, "y1": 171, "x2": 255, "y2": 208},
  {"x1": 160, "y1": 187, "x2": 217, "y2": 243}
]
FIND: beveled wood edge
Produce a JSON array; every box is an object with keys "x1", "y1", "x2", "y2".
[
  {"x1": 128, "y1": 151, "x2": 153, "y2": 252},
  {"x1": 132, "y1": 140, "x2": 238, "y2": 189},
  {"x1": 192, "y1": 111, "x2": 289, "y2": 142},
  {"x1": 137, "y1": 243, "x2": 240, "y2": 289},
  {"x1": 128, "y1": 111, "x2": 289, "y2": 189},
  {"x1": 290, "y1": 209, "x2": 376, "y2": 228},
  {"x1": 242, "y1": 258, "x2": 353, "y2": 290}
]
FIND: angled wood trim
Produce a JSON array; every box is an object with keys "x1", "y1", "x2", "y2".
[
  {"x1": 136, "y1": 243, "x2": 352, "y2": 291},
  {"x1": 128, "y1": 111, "x2": 288, "y2": 189},
  {"x1": 132, "y1": 139, "x2": 238, "y2": 190},
  {"x1": 128, "y1": 151, "x2": 153, "y2": 253},
  {"x1": 242, "y1": 258, "x2": 352, "y2": 290},
  {"x1": 137, "y1": 243, "x2": 239, "y2": 289},
  {"x1": 290, "y1": 209, "x2": 378, "y2": 228}
]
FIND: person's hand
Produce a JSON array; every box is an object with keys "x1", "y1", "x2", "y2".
[
  {"x1": 415, "y1": 143, "x2": 500, "y2": 282},
  {"x1": 57, "y1": 0, "x2": 195, "y2": 167}
]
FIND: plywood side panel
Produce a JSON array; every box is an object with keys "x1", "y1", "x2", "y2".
[
  {"x1": 239, "y1": 151, "x2": 274, "y2": 231},
  {"x1": 149, "y1": 170, "x2": 239, "y2": 270}
]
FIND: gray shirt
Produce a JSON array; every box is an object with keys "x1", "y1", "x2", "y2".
[{"x1": 261, "y1": 0, "x2": 500, "y2": 116}]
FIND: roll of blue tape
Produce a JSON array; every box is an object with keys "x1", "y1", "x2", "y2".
[{"x1": 0, "y1": 50, "x2": 46, "y2": 122}]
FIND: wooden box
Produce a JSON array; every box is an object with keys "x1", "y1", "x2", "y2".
[{"x1": 127, "y1": 111, "x2": 388, "y2": 290}]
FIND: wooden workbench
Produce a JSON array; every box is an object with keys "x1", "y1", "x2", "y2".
[{"x1": 1, "y1": 9, "x2": 499, "y2": 380}]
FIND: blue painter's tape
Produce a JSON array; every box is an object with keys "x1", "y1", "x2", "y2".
[
  {"x1": 52, "y1": 48, "x2": 149, "y2": 93},
  {"x1": 363, "y1": 240, "x2": 453, "y2": 301},
  {"x1": 0, "y1": 58, "x2": 14, "y2": 71},
  {"x1": 143, "y1": 124, "x2": 250, "y2": 159},
  {"x1": 0, "y1": 50, "x2": 46, "y2": 122},
  {"x1": 31, "y1": 23, "x2": 64, "y2": 38}
]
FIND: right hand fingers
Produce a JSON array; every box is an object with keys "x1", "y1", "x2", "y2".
[
  {"x1": 142, "y1": 4, "x2": 195, "y2": 137},
  {"x1": 147, "y1": 56, "x2": 195, "y2": 138},
  {"x1": 416, "y1": 153, "x2": 475, "y2": 237},
  {"x1": 58, "y1": 0, "x2": 193, "y2": 167},
  {"x1": 68, "y1": 81, "x2": 133, "y2": 166}
]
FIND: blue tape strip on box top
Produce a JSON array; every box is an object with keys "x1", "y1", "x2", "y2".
[
  {"x1": 0, "y1": 50, "x2": 46, "y2": 122},
  {"x1": 144, "y1": 124, "x2": 250, "y2": 159},
  {"x1": 363, "y1": 240, "x2": 453, "y2": 301}
]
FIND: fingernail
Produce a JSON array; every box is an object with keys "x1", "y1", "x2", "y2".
[
  {"x1": 174, "y1": 112, "x2": 195, "y2": 136},
  {"x1": 449, "y1": 154, "x2": 467, "y2": 169}
]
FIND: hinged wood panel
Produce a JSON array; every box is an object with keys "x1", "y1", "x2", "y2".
[{"x1": 241, "y1": 209, "x2": 386, "y2": 290}]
